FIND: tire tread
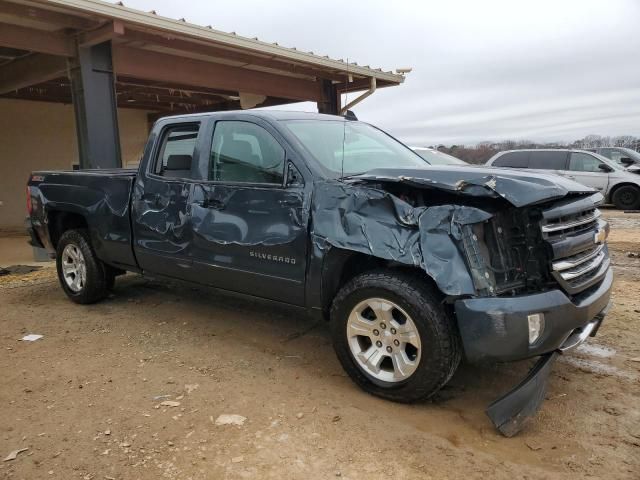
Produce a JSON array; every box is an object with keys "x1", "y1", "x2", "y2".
[
  {"x1": 330, "y1": 269, "x2": 461, "y2": 403},
  {"x1": 56, "y1": 229, "x2": 109, "y2": 304}
]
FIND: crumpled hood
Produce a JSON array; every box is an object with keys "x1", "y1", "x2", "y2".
[{"x1": 352, "y1": 166, "x2": 595, "y2": 207}]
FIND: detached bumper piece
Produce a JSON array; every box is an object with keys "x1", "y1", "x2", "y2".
[
  {"x1": 486, "y1": 352, "x2": 557, "y2": 437},
  {"x1": 485, "y1": 302, "x2": 611, "y2": 437}
]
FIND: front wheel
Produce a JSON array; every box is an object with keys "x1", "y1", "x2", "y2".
[
  {"x1": 56, "y1": 229, "x2": 110, "y2": 304},
  {"x1": 612, "y1": 185, "x2": 640, "y2": 210},
  {"x1": 330, "y1": 270, "x2": 461, "y2": 403}
]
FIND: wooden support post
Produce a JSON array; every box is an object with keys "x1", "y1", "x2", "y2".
[{"x1": 317, "y1": 79, "x2": 339, "y2": 115}]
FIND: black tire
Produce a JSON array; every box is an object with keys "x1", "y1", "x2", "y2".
[
  {"x1": 330, "y1": 269, "x2": 461, "y2": 403},
  {"x1": 612, "y1": 185, "x2": 640, "y2": 210},
  {"x1": 56, "y1": 229, "x2": 110, "y2": 304},
  {"x1": 105, "y1": 271, "x2": 116, "y2": 291}
]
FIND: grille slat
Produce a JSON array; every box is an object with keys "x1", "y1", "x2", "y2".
[
  {"x1": 542, "y1": 209, "x2": 600, "y2": 233},
  {"x1": 556, "y1": 250, "x2": 605, "y2": 280},
  {"x1": 541, "y1": 198, "x2": 609, "y2": 295},
  {"x1": 552, "y1": 244, "x2": 604, "y2": 272}
]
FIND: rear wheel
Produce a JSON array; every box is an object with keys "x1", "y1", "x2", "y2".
[
  {"x1": 330, "y1": 270, "x2": 461, "y2": 403},
  {"x1": 612, "y1": 185, "x2": 640, "y2": 210},
  {"x1": 56, "y1": 229, "x2": 110, "y2": 304}
]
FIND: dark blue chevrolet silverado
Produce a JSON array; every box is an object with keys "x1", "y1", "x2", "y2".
[{"x1": 26, "y1": 111, "x2": 613, "y2": 435}]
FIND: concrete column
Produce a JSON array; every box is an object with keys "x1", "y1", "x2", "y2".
[{"x1": 69, "y1": 41, "x2": 121, "y2": 169}]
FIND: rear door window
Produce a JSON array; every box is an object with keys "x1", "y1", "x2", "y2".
[
  {"x1": 154, "y1": 124, "x2": 200, "y2": 178},
  {"x1": 492, "y1": 151, "x2": 529, "y2": 168},
  {"x1": 528, "y1": 151, "x2": 568, "y2": 170}
]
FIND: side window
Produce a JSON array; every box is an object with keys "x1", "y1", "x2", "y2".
[
  {"x1": 569, "y1": 153, "x2": 604, "y2": 172},
  {"x1": 209, "y1": 121, "x2": 285, "y2": 184},
  {"x1": 492, "y1": 151, "x2": 529, "y2": 168},
  {"x1": 528, "y1": 151, "x2": 567, "y2": 170},
  {"x1": 154, "y1": 124, "x2": 200, "y2": 178}
]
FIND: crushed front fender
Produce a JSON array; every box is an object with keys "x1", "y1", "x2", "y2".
[{"x1": 311, "y1": 181, "x2": 492, "y2": 296}]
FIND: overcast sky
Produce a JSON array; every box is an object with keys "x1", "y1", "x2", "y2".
[{"x1": 111, "y1": 0, "x2": 640, "y2": 146}]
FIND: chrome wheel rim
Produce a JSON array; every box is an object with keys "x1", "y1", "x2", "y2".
[
  {"x1": 346, "y1": 298, "x2": 421, "y2": 383},
  {"x1": 61, "y1": 244, "x2": 86, "y2": 293}
]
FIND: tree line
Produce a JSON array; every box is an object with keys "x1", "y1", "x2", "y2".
[{"x1": 434, "y1": 135, "x2": 640, "y2": 164}]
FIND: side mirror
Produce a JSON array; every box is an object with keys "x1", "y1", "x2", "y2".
[
  {"x1": 286, "y1": 161, "x2": 304, "y2": 186},
  {"x1": 620, "y1": 157, "x2": 634, "y2": 166},
  {"x1": 598, "y1": 163, "x2": 613, "y2": 173}
]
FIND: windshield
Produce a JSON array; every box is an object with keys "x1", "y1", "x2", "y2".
[
  {"x1": 620, "y1": 148, "x2": 640, "y2": 161},
  {"x1": 283, "y1": 120, "x2": 428, "y2": 177},
  {"x1": 412, "y1": 148, "x2": 466, "y2": 165},
  {"x1": 591, "y1": 152, "x2": 625, "y2": 171}
]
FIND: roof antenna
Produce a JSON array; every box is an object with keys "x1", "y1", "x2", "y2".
[{"x1": 340, "y1": 58, "x2": 348, "y2": 180}]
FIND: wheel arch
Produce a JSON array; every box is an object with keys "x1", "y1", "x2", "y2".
[
  {"x1": 320, "y1": 247, "x2": 440, "y2": 317},
  {"x1": 609, "y1": 182, "x2": 640, "y2": 205},
  {"x1": 47, "y1": 209, "x2": 89, "y2": 249}
]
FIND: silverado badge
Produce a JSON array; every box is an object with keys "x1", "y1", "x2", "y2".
[{"x1": 250, "y1": 250, "x2": 297, "y2": 265}]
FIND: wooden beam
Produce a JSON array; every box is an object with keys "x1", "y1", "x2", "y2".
[
  {"x1": 0, "y1": 1, "x2": 96, "y2": 30},
  {"x1": 117, "y1": 90, "x2": 223, "y2": 107},
  {"x1": 116, "y1": 77, "x2": 238, "y2": 98},
  {"x1": 0, "y1": 22, "x2": 75, "y2": 56},
  {"x1": 112, "y1": 46, "x2": 323, "y2": 102},
  {"x1": 0, "y1": 54, "x2": 67, "y2": 94},
  {"x1": 80, "y1": 21, "x2": 125, "y2": 47},
  {"x1": 122, "y1": 29, "x2": 348, "y2": 83}
]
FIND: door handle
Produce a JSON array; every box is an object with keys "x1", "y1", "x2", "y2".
[
  {"x1": 141, "y1": 192, "x2": 161, "y2": 205},
  {"x1": 142, "y1": 192, "x2": 159, "y2": 200},
  {"x1": 193, "y1": 197, "x2": 225, "y2": 209},
  {"x1": 192, "y1": 184, "x2": 226, "y2": 210}
]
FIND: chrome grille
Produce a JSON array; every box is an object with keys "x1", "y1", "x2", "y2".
[
  {"x1": 551, "y1": 244, "x2": 605, "y2": 277},
  {"x1": 542, "y1": 208, "x2": 600, "y2": 235},
  {"x1": 553, "y1": 246, "x2": 605, "y2": 280},
  {"x1": 541, "y1": 195, "x2": 609, "y2": 295}
]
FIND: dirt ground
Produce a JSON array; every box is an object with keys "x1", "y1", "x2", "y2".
[{"x1": 1, "y1": 210, "x2": 639, "y2": 480}]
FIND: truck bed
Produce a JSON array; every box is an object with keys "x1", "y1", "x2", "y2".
[{"x1": 28, "y1": 168, "x2": 138, "y2": 270}]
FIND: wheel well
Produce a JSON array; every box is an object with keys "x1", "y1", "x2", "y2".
[
  {"x1": 609, "y1": 182, "x2": 640, "y2": 201},
  {"x1": 321, "y1": 249, "x2": 437, "y2": 315},
  {"x1": 48, "y1": 211, "x2": 88, "y2": 248}
]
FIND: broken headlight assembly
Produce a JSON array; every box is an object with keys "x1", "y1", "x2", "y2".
[{"x1": 459, "y1": 208, "x2": 551, "y2": 297}]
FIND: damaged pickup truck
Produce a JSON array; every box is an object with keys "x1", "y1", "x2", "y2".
[{"x1": 26, "y1": 111, "x2": 613, "y2": 436}]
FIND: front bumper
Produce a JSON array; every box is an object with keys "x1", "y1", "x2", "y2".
[{"x1": 454, "y1": 267, "x2": 613, "y2": 363}]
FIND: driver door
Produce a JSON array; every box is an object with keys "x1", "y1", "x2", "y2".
[{"x1": 188, "y1": 119, "x2": 309, "y2": 305}]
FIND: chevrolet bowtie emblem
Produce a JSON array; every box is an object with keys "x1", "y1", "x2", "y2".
[{"x1": 594, "y1": 227, "x2": 607, "y2": 244}]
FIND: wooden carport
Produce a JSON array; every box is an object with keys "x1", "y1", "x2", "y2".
[{"x1": 0, "y1": 0, "x2": 406, "y2": 168}]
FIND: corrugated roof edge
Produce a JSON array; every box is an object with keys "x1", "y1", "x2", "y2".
[{"x1": 42, "y1": 0, "x2": 406, "y2": 84}]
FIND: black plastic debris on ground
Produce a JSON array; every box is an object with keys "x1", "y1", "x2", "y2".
[{"x1": 0, "y1": 265, "x2": 42, "y2": 276}]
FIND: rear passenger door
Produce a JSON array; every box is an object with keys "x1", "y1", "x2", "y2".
[
  {"x1": 564, "y1": 152, "x2": 610, "y2": 193},
  {"x1": 528, "y1": 151, "x2": 569, "y2": 173},
  {"x1": 131, "y1": 121, "x2": 202, "y2": 280},
  {"x1": 189, "y1": 118, "x2": 309, "y2": 305}
]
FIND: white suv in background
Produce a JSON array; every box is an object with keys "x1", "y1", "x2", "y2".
[{"x1": 486, "y1": 149, "x2": 640, "y2": 210}]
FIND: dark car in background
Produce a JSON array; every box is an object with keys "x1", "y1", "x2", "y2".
[{"x1": 486, "y1": 149, "x2": 640, "y2": 210}]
